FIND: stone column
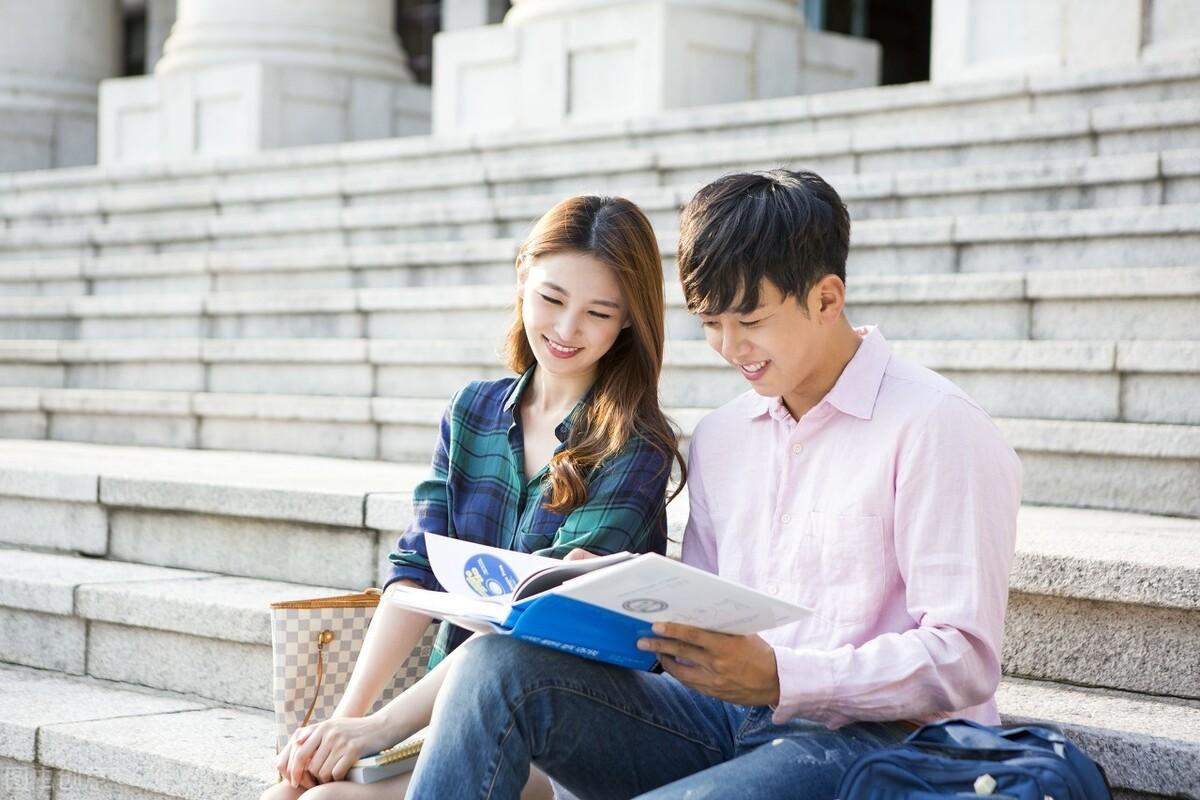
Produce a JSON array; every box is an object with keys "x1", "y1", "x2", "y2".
[
  {"x1": 433, "y1": 0, "x2": 879, "y2": 135},
  {"x1": 144, "y1": 0, "x2": 178, "y2": 72},
  {"x1": 931, "y1": 0, "x2": 1200, "y2": 83},
  {"x1": 442, "y1": 0, "x2": 509, "y2": 31},
  {"x1": 98, "y1": 0, "x2": 431, "y2": 165},
  {"x1": 0, "y1": 0, "x2": 121, "y2": 171}
]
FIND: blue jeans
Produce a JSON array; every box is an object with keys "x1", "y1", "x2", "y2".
[{"x1": 405, "y1": 636, "x2": 908, "y2": 800}]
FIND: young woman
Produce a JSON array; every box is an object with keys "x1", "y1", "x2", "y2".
[{"x1": 261, "y1": 195, "x2": 684, "y2": 799}]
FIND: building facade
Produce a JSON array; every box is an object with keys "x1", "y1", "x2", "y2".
[{"x1": 0, "y1": 0, "x2": 1197, "y2": 172}]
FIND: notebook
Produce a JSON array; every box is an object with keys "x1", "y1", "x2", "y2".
[{"x1": 345, "y1": 727, "x2": 426, "y2": 784}]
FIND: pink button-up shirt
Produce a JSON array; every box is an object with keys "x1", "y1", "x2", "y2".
[{"x1": 681, "y1": 326, "x2": 1022, "y2": 729}]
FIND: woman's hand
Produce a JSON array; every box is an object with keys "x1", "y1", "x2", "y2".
[
  {"x1": 275, "y1": 727, "x2": 319, "y2": 789},
  {"x1": 281, "y1": 715, "x2": 394, "y2": 787}
]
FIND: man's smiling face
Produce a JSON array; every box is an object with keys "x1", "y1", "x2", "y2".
[{"x1": 698, "y1": 277, "x2": 838, "y2": 400}]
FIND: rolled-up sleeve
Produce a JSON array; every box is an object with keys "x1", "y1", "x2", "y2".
[
  {"x1": 772, "y1": 395, "x2": 1022, "y2": 727},
  {"x1": 384, "y1": 403, "x2": 453, "y2": 591},
  {"x1": 533, "y1": 439, "x2": 671, "y2": 560}
]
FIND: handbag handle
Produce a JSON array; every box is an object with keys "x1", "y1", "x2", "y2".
[{"x1": 300, "y1": 629, "x2": 335, "y2": 729}]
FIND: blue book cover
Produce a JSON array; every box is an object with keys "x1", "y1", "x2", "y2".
[{"x1": 383, "y1": 534, "x2": 811, "y2": 670}]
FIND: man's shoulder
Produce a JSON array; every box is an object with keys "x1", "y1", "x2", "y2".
[
  {"x1": 881, "y1": 351, "x2": 988, "y2": 418},
  {"x1": 691, "y1": 390, "x2": 763, "y2": 443},
  {"x1": 880, "y1": 353, "x2": 1015, "y2": 458}
]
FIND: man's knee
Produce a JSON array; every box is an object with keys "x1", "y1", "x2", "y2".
[{"x1": 454, "y1": 634, "x2": 539, "y2": 681}]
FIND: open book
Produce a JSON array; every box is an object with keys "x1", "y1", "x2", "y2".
[{"x1": 387, "y1": 534, "x2": 811, "y2": 670}]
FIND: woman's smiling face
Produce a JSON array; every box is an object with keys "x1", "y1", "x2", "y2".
[{"x1": 520, "y1": 251, "x2": 630, "y2": 380}]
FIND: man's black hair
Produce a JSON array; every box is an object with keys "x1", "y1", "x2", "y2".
[{"x1": 677, "y1": 169, "x2": 850, "y2": 317}]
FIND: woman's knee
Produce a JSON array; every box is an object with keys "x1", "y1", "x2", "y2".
[
  {"x1": 302, "y1": 775, "x2": 411, "y2": 798},
  {"x1": 259, "y1": 780, "x2": 306, "y2": 800}
]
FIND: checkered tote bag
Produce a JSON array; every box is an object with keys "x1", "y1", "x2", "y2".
[{"x1": 270, "y1": 589, "x2": 437, "y2": 751}]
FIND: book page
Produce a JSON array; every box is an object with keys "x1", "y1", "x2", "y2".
[
  {"x1": 424, "y1": 533, "x2": 561, "y2": 600},
  {"x1": 548, "y1": 554, "x2": 810, "y2": 635},
  {"x1": 386, "y1": 584, "x2": 511, "y2": 626}
]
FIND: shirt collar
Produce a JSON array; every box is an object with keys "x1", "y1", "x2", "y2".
[
  {"x1": 746, "y1": 326, "x2": 891, "y2": 422},
  {"x1": 503, "y1": 365, "x2": 593, "y2": 443}
]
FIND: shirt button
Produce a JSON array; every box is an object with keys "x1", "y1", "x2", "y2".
[
  {"x1": 767, "y1": 583, "x2": 780, "y2": 596},
  {"x1": 781, "y1": 513, "x2": 793, "y2": 525},
  {"x1": 791, "y1": 444, "x2": 803, "y2": 455}
]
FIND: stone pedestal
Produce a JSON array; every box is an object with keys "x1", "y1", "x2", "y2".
[
  {"x1": 98, "y1": 0, "x2": 431, "y2": 166},
  {"x1": 432, "y1": 0, "x2": 880, "y2": 135},
  {"x1": 932, "y1": 0, "x2": 1200, "y2": 83},
  {"x1": 0, "y1": 0, "x2": 121, "y2": 172}
]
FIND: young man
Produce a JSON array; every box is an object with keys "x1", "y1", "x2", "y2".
[{"x1": 404, "y1": 170, "x2": 1022, "y2": 799}]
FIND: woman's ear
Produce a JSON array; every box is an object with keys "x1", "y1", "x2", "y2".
[{"x1": 514, "y1": 258, "x2": 529, "y2": 293}]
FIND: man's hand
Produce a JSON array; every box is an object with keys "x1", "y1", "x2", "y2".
[{"x1": 637, "y1": 622, "x2": 781, "y2": 706}]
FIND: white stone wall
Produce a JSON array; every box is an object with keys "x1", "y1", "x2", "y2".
[
  {"x1": 432, "y1": 0, "x2": 880, "y2": 135},
  {"x1": 932, "y1": 0, "x2": 1200, "y2": 83}
]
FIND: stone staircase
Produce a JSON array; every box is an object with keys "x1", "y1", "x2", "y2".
[{"x1": 1, "y1": 58, "x2": 1198, "y2": 800}]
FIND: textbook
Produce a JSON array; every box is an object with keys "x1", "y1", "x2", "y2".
[
  {"x1": 346, "y1": 727, "x2": 425, "y2": 784},
  {"x1": 386, "y1": 533, "x2": 811, "y2": 670}
]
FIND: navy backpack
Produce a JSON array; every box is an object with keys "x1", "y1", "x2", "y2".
[{"x1": 836, "y1": 719, "x2": 1112, "y2": 800}]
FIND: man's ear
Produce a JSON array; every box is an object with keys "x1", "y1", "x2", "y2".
[{"x1": 814, "y1": 274, "x2": 846, "y2": 320}]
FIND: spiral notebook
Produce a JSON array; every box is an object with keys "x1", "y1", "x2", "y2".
[{"x1": 346, "y1": 727, "x2": 426, "y2": 784}]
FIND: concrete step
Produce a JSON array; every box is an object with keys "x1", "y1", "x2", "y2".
[
  {"x1": 3, "y1": 175, "x2": 1200, "y2": 282},
  {"x1": 1, "y1": 387, "x2": 1198, "y2": 516},
  {"x1": 1, "y1": 202, "x2": 1198, "y2": 296},
  {"x1": 2, "y1": 57, "x2": 1198, "y2": 221},
  {"x1": 0, "y1": 337, "x2": 1195, "y2": 426},
  {"x1": 0, "y1": 642, "x2": 1197, "y2": 798},
  {"x1": 2, "y1": 146, "x2": 1197, "y2": 260},
  {"x1": 994, "y1": 679, "x2": 1200, "y2": 799},
  {"x1": 1001, "y1": 417, "x2": 1200, "y2": 517},
  {"x1": 0, "y1": 264, "x2": 1195, "y2": 344},
  {"x1": 0, "y1": 439, "x2": 421, "y2": 588},
  {"x1": 0, "y1": 664, "x2": 275, "y2": 800},
  {"x1": 0, "y1": 552, "x2": 344, "y2": 710}
]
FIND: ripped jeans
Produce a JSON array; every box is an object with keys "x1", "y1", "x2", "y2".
[{"x1": 405, "y1": 635, "x2": 908, "y2": 800}]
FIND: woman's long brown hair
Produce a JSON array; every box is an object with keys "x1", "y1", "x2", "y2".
[{"x1": 504, "y1": 195, "x2": 686, "y2": 514}]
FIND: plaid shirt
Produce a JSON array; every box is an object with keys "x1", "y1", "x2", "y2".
[{"x1": 386, "y1": 367, "x2": 671, "y2": 667}]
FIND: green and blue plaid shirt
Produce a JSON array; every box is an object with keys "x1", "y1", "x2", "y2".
[{"x1": 386, "y1": 367, "x2": 671, "y2": 667}]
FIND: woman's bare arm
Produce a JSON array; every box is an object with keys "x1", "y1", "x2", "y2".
[{"x1": 331, "y1": 581, "x2": 434, "y2": 718}]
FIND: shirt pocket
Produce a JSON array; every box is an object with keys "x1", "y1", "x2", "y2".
[
  {"x1": 802, "y1": 511, "x2": 886, "y2": 628},
  {"x1": 518, "y1": 504, "x2": 567, "y2": 554}
]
